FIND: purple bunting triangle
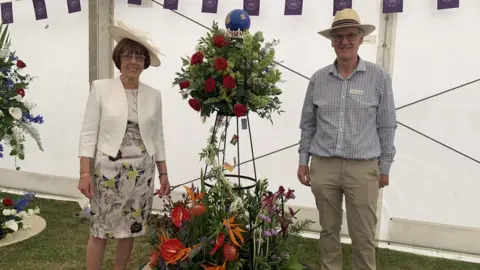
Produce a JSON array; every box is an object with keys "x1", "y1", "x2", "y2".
[
  {"x1": 32, "y1": 0, "x2": 48, "y2": 20},
  {"x1": 67, "y1": 0, "x2": 81, "y2": 13},
  {"x1": 128, "y1": 0, "x2": 142, "y2": 5},
  {"x1": 202, "y1": 0, "x2": 218, "y2": 13},
  {"x1": 438, "y1": 0, "x2": 459, "y2": 10},
  {"x1": 1, "y1": 2, "x2": 13, "y2": 24},
  {"x1": 333, "y1": 0, "x2": 352, "y2": 16},
  {"x1": 164, "y1": 0, "x2": 178, "y2": 10},
  {"x1": 285, "y1": 0, "x2": 303, "y2": 15},
  {"x1": 243, "y1": 0, "x2": 260, "y2": 16},
  {"x1": 383, "y1": 0, "x2": 403, "y2": 13}
]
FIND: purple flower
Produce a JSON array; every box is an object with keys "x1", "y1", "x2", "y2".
[
  {"x1": 258, "y1": 213, "x2": 271, "y2": 223},
  {"x1": 263, "y1": 229, "x2": 278, "y2": 237}
]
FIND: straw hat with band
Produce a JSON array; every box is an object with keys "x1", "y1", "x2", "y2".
[
  {"x1": 318, "y1": 8, "x2": 376, "y2": 39},
  {"x1": 108, "y1": 21, "x2": 162, "y2": 67}
]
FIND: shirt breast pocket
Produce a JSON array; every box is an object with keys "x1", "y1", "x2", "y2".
[{"x1": 348, "y1": 88, "x2": 379, "y2": 131}]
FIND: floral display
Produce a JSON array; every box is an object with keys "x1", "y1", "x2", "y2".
[
  {"x1": 141, "y1": 118, "x2": 314, "y2": 269},
  {"x1": 0, "y1": 25, "x2": 44, "y2": 169},
  {"x1": 0, "y1": 192, "x2": 40, "y2": 241},
  {"x1": 172, "y1": 20, "x2": 283, "y2": 122},
  {"x1": 142, "y1": 11, "x2": 311, "y2": 270}
]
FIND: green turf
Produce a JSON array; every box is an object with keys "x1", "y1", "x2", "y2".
[{"x1": 0, "y1": 194, "x2": 478, "y2": 269}]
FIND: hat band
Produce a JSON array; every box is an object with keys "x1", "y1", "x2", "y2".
[{"x1": 331, "y1": 19, "x2": 360, "y2": 28}]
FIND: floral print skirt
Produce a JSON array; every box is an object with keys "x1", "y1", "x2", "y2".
[{"x1": 90, "y1": 120, "x2": 155, "y2": 239}]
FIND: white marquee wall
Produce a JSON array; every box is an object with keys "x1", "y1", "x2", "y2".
[{"x1": 0, "y1": 0, "x2": 479, "y2": 259}]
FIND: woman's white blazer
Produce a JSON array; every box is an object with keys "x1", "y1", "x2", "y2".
[{"x1": 78, "y1": 76, "x2": 166, "y2": 162}]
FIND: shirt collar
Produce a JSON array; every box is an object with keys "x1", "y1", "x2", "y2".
[{"x1": 328, "y1": 56, "x2": 366, "y2": 76}]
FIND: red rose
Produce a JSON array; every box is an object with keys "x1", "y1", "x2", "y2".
[
  {"x1": 233, "y1": 103, "x2": 247, "y2": 117},
  {"x1": 214, "y1": 58, "x2": 228, "y2": 71},
  {"x1": 16, "y1": 60, "x2": 26, "y2": 68},
  {"x1": 190, "y1": 51, "x2": 204, "y2": 65},
  {"x1": 212, "y1": 35, "x2": 230, "y2": 47},
  {"x1": 188, "y1": 98, "x2": 201, "y2": 111},
  {"x1": 204, "y1": 77, "x2": 216, "y2": 93},
  {"x1": 179, "y1": 81, "x2": 190, "y2": 89},
  {"x1": 16, "y1": 88, "x2": 25, "y2": 97},
  {"x1": 2, "y1": 197, "x2": 13, "y2": 207},
  {"x1": 222, "y1": 75, "x2": 236, "y2": 89}
]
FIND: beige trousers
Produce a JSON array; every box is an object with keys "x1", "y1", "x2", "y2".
[{"x1": 310, "y1": 155, "x2": 380, "y2": 270}]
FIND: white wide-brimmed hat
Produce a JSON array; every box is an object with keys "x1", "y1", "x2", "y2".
[
  {"x1": 318, "y1": 8, "x2": 376, "y2": 38},
  {"x1": 108, "y1": 21, "x2": 162, "y2": 67}
]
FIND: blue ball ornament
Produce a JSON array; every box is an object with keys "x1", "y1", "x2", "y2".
[{"x1": 225, "y1": 9, "x2": 251, "y2": 32}]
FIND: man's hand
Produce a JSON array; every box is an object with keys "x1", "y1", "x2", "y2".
[
  {"x1": 297, "y1": 165, "x2": 311, "y2": 186},
  {"x1": 379, "y1": 174, "x2": 389, "y2": 188}
]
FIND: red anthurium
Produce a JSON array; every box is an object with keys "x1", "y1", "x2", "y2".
[
  {"x1": 210, "y1": 232, "x2": 225, "y2": 255},
  {"x1": 160, "y1": 238, "x2": 185, "y2": 264},
  {"x1": 171, "y1": 205, "x2": 190, "y2": 228}
]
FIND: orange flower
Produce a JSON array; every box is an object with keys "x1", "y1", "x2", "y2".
[
  {"x1": 185, "y1": 185, "x2": 204, "y2": 205},
  {"x1": 201, "y1": 259, "x2": 227, "y2": 270},
  {"x1": 185, "y1": 185, "x2": 206, "y2": 216},
  {"x1": 223, "y1": 215, "x2": 246, "y2": 247}
]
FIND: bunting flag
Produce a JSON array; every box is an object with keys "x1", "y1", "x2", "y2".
[
  {"x1": 67, "y1": 0, "x2": 81, "y2": 13},
  {"x1": 164, "y1": 0, "x2": 178, "y2": 10},
  {"x1": 333, "y1": 0, "x2": 352, "y2": 16},
  {"x1": 202, "y1": 0, "x2": 218, "y2": 14},
  {"x1": 438, "y1": 0, "x2": 459, "y2": 10},
  {"x1": 1, "y1": 2, "x2": 13, "y2": 24},
  {"x1": 32, "y1": 0, "x2": 48, "y2": 20},
  {"x1": 284, "y1": 0, "x2": 303, "y2": 15},
  {"x1": 128, "y1": 0, "x2": 142, "y2": 4},
  {"x1": 383, "y1": 0, "x2": 403, "y2": 13},
  {"x1": 0, "y1": 0, "x2": 466, "y2": 24},
  {"x1": 243, "y1": 0, "x2": 260, "y2": 16}
]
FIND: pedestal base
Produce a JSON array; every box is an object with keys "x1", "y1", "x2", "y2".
[{"x1": 0, "y1": 215, "x2": 46, "y2": 247}]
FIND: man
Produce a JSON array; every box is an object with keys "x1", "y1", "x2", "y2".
[{"x1": 297, "y1": 8, "x2": 397, "y2": 270}]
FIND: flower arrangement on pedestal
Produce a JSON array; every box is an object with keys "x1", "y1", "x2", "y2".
[
  {"x1": 142, "y1": 10, "x2": 313, "y2": 270},
  {"x1": 141, "y1": 121, "x2": 314, "y2": 269},
  {"x1": 0, "y1": 25, "x2": 44, "y2": 169},
  {"x1": 0, "y1": 192, "x2": 40, "y2": 241},
  {"x1": 172, "y1": 10, "x2": 283, "y2": 121}
]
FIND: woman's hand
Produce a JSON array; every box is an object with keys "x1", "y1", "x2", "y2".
[
  {"x1": 155, "y1": 174, "x2": 170, "y2": 197},
  {"x1": 78, "y1": 174, "x2": 94, "y2": 199}
]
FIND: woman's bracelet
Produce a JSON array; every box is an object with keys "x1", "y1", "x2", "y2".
[{"x1": 79, "y1": 173, "x2": 90, "y2": 180}]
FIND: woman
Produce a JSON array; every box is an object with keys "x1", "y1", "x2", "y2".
[{"x1": 77, "y1": 21, "x2": 170, "y2": 270}]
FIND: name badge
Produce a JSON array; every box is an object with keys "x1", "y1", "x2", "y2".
[{"x1": 350, "y1": 88, "x2": 364, "y2": 95}]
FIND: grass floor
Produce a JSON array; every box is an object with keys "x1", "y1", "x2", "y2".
[{"x1": 0, "y1": 194, "x2": 479, "y2": 270}]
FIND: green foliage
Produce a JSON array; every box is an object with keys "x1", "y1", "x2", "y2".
[{"x1": 173, "y1": 21, "x2": 284, "y2": 122}]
